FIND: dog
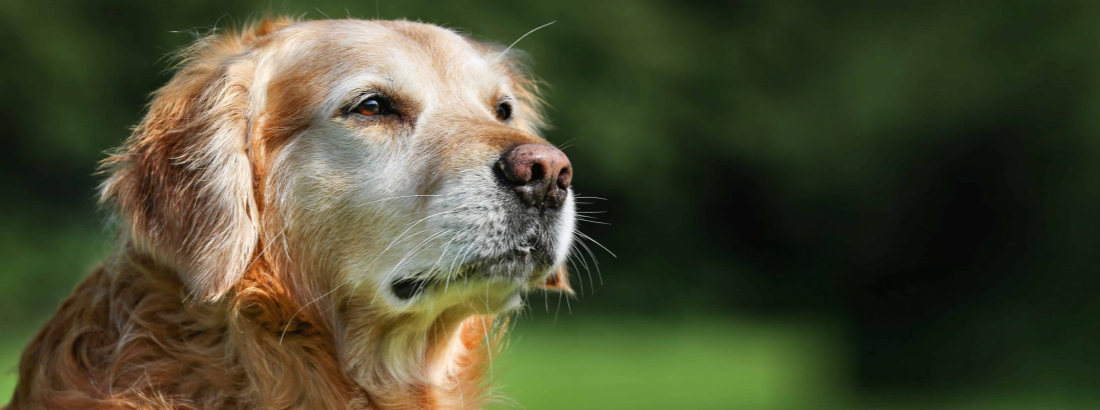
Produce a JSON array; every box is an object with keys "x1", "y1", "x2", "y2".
[{"x1": 8, "y1": 17, "x2": 576, "y2": 410}]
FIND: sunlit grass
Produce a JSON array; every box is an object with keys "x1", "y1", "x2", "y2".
[{"x1": 490, "y1": 317, "x2": 847, "y2": 410}]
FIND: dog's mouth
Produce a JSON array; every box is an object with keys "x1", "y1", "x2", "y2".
[
  {"x1": 390, "y1": 247, "x2": 552, "y2": 301},
  {"x1": 391, "y1": 277, "x2": 435, "y2": 300}
]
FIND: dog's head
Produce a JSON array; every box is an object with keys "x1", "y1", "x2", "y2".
[{"x1": 100, "y1": 18, "x2": 575, "y2": 319}]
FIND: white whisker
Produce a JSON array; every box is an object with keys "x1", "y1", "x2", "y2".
[
  {"x1": 496, "y1": 21, "x2": 556, "y2": 62},
  {"x1": 575, "y1": 218, "x2": 610, "y2": 226},
  {"x1": 353, "y1": 194, "x2": 441, "y2": 209},
  {"x1": 280, "y1": 282, "x2": 347, "y2": 344},
  {"x1": 572, "y1": 242, "x2": 597, "y2": 291},
  {"x1": 573, "y1": 229, "x2": 617, "y2": 258},
  {"x1": 369, "y1": 229, "x2": 454, "y2": 304},
  {"x1": 572, "y1": 232, "x2": 605, "y2": 286}
]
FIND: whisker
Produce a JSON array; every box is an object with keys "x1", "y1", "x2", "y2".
[
  {"x1": 573, "y1": 232, "x2": 605, "y2": 286},
  {"x1": 567, "y1": 242, "x2": 590, "y2": 273},
  {"x1": 246, "y1": 226, "x2": 288, "y2": 272},
  {"x1": 280, "y1": 282, "x2": 347, "y2": 344},
  {"x1": 573, "y1": 229, "x2": 617, "y2": 258},
  {"x1": 451, "y1": 232, "x2": 481, "y2": 275},
  {"x1": 429, "y1": 227, "x2": 469, "y2": 276},
  {"x1": 353, "y1": 194, "x2": 442, "y2": 208},
  {"x1": 543, "y1": 286, "x2": 550, "y2": 313},
  {"x1": 361, "y1": 209, "x2": 459, "y2": 271},
  {"x1": 346, "y1": 202, "x2": 472, "y2": 306},
  {"x1": 444, "y1": 242, "x2": 470, "y2": 292},
  {"x1": 434, "y1": 227, "x2": 474, "y2": 292},
  {"x1": 479, "y1": 309, "x2": 494, "y2": 389},
  {"x1": 575, "y1": 218, "x2": 610, "y2": 226},
  {"x1": 567, "y1": 245, "x2": 589, "y2": 296},
  {"x1": 496, "y1": 21, "x2": 556, "y2": 62},
  {"x1": 369, "y1": 229, "x2": 454, "y2": 305},
  {"x1": 572, "y1": 242, "x2": 597, "y2": 291},
  {"x1": 553, "y1": 286, "x2": 564, "y2": 324},
  {"x1": 363, "y1": 228, "x2": 430, "y2": 270}
]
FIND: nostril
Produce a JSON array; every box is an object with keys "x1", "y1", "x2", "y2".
[
  {"x1": 530, "y1": 162, "x2": 546, "y2": 181},
  {"x1": 557, "y1": 165, "x2": 572, "y2": 189}
]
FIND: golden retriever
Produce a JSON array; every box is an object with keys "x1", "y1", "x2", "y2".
[{"x1": 8, "y1": 17, "x2": 576, "y2": 410}]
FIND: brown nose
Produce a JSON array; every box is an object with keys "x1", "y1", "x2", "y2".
[{"x1": 497, "y1": 144, "x2": 573, "y2": 209}]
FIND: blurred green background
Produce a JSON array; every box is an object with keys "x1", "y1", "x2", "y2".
[{"x1": 4, "y1": 0, "x2": 1100, "y2": 409}]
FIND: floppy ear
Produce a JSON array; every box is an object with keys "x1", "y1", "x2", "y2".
[
  {"x1": 99, "y1": 40, "x2": 261, "y2": 302},
  {"x1": 539, "y1": 266, "x2": 574, "y2": 294}
]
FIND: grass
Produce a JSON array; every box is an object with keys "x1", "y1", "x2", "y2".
[{"x1": 490, "y1": 316, "x2": 846, "y2": 410}]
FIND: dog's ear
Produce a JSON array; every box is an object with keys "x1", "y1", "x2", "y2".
[
  {"x1": 99, "y1": 27, "x2": 279, "y2": 301},
  {"x1": 539, "y1": 266, "x2": 574, "y2": 294}
]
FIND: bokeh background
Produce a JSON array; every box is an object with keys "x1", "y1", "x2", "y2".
[{"x1": 3, "y1": 1, "x2": 1100, "y2": 409}]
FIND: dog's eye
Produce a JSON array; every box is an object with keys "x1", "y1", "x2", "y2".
[
  {"x1": 355, "y1": 96, "x2": 392, "y2": 117},
  {"x1": 496, "y1": 101, "x2": 512, "y2": 121}
]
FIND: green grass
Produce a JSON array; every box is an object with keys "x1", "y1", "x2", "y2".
[{"x1": 490, "y1": 317, "x2": 847, "y2": 410}]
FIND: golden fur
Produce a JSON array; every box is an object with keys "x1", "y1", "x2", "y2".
[{"x1": 8, "y1": 17, "x2": 572, "y2": 410}]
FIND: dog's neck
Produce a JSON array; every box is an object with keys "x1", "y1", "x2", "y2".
[{"x1": 336, "y1": 306, "x2": 499, "y2": 410}]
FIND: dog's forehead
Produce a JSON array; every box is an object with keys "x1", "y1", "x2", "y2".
[{"x1": 283, "y1": 20, "x2": 506, "y2": 104}]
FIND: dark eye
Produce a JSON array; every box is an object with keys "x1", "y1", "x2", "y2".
[
  {"x1": 354, "y1": 96, "x2": 393, "y2": 117},
  {"x1": 496, "y1": 101, "x2": 512, "y2": 121}
]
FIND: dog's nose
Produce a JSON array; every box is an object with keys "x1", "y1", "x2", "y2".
[{"x1": 497, "y1": 144, "x2": 572, "y2": 208}]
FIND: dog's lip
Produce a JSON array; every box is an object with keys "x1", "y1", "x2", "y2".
[{"x1": 390, "y1": 250, "x2": 548, "y2": 300}]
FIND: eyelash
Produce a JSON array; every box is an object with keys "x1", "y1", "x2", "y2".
[{"x1": 346, "y1": 93, "x2": 396, "y2": 118}]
